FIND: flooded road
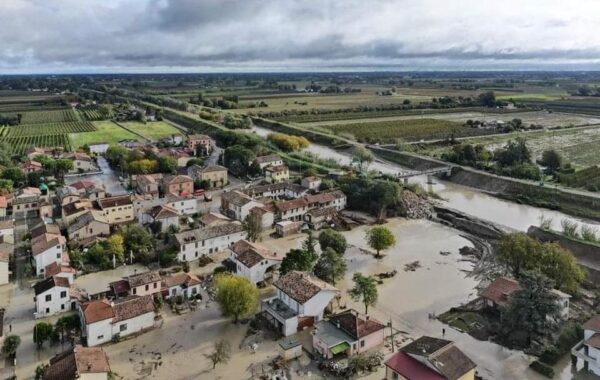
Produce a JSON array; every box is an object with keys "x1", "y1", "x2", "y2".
[
  {"x1": 254, "y1": 126, "x2": 600, "y2": 232},
  {"x1": 65, "y1": 156, "x2": 127, "y2": 196}
]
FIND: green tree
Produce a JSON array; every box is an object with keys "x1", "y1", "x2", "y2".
[
  {"x1": 352, "y1": 146, "x2": 374, "y2": 173},
  {"x1": 539, "y1": 243, "x2": 585, "y2": 294},
  {"x1": 318, "y1": 229, "x2": 347, "y2": 255},
  {"x1": 540, "y1": 149, "x2": 562, "y2": 175},
  {"x1": 158, "y1": 156, "x2": 177, "y2": 174},
  {"x1": 478, "y1": 91, "x2": 496, "y2": 107},
  {"x1": 349, "y1": 273, "x2": 378, "y2": 314},
  {"x1": 497, "y1": 233, "x2": 544, "y2": 278},
  {"x1": 122, "y1": 224, "x2": 154, "y2": 263},
  {"x1": 313, "y1": 247, "x2": 347, "y2": 285},
  {"x1": 366, "y1": 226, "x2": 396, "y2": 258},
  {"x1": 33, "y1": 322, "x2": 53, "y2": 349},
  {"x1": 27, "y1": 171, "x2": 42, "y2": 187},
  {"x1": 206, "y1": 339, "x2": 231, "y2": 369},
  {"x1": 214, "y1": 274, "x2": 258, "y2": 323},
  {"x1": 54, "y1": 159, "x2": 74, "y2": 182},
  {"x1": 105, "y1": 234, "x2": 125, "y2": 264},
  {"x1": 1, "y1": 335, "x2": 20, "y2": 357},
  {"x1": 242, "y1": 213, "x2": 262, "y2": 242},
  {"x1": 502, "y1": 272, "x2": 561, "y2": 347},
  {"x1": 302, "y1": 231, "x2": 317, "y2": 256},
  {"x1": 280, "y1": 249, "x2": 318, "y2": 274},
  {"x1": 35, "y1": 364, "x2": 48, "y2": 380},
  {"x1": 0, "y1": 179, "x2": 13, "y2": 195},
  {"x1": 1, "y1": 167, "x2": 25, "y2": 185}
]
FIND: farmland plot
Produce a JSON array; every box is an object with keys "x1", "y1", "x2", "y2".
[{"x1": 9, "y1": 109, "x2": 79, "y2": 124}]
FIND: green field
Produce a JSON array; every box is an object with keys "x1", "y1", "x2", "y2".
[
  {"x1": 120, "y1": 121, "x2": 182, "y2": 140},
  {"x1": 3, "y1": 121, "x2": 95, "y2": 137},
  {"x1": 7, "y1": 109, "x2": 79, "y2": 124},
  {"x1": 321, "y1": 118, "x2": 493, "y2": 143},
  {"x1": 68, "y1": 121, "x2": 141, "y2": 149}
]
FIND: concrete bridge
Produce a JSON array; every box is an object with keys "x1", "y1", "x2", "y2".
[{"x1": 395, "y1": 166, "x2": 453, "y2": 184}]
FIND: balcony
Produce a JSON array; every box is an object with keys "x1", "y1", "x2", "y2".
[{"x1": 262, "y1": 297, "x2": 297, "y2": 322}]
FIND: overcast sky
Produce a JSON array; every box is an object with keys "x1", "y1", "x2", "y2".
[{"x1": 2, "y1": 0, "x2": 600, "y2": 73}]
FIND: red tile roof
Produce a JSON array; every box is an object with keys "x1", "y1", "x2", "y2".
[
  {"x1": 43, "y1": 345, "x2": 110, "y2": 380},
  {"x1": 329, "y1": 309, "x2": 385, "y2": 340},
  {"x1": 480, "y1": 277, "x2": 520, "y2": 307},
  {"x1": 584, "y1": 315, "x2": 600, "y2": 333},
  {"x1": 80, "y1": 299, "x2": 114, "y2": 323},
  {"x1": 385, "y1": 351, "x2": 446, "y2": 380}
]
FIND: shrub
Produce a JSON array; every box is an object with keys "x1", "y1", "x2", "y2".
[
  {"x1": 561, "y1": 219, "x2": 580, "y2": 239},
  {"x1": 580, "y1": 225, "x2": 599, "y2": 243},
  {"x1": 539, "y1": 345, "x2": 561, "y2": 365},
  {"x1": 529, "y1": 360, "x2": 555, "y2": 378}
]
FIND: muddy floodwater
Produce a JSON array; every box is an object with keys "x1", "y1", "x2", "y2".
[{"x1": 253, "y1": 126, "x2": 600, "y2": 232}]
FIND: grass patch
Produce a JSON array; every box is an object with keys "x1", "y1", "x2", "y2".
[
  {"x1": 120, "y1": 121, "x2": 183, "y2": 140},
  {"x1": 438, "y1": 310, "x2": 491, "y2": 340},
  {"x1": 68, "y1": 121, "x2": 140, "y2": 149}
]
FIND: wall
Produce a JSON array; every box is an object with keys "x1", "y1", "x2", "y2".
[{"x1": 369, "y1": 146, "x2": 449, "y2": 171}]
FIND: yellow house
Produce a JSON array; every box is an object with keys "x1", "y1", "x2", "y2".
[
  {"x1": 265, "y1": 165, "x2": 289, "y2": 184},
  {"x1": 198, "y1": 165, "x2": 228, "y2": 188},
  {"x1": 96, "y1": 195, "x2": 134, "y2": 225},
  {"x1": 384, "y1": 336, "x2": 476, "y2": 380}
]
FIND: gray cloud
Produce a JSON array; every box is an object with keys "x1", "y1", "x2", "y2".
[{"x1": 1, "y1": 0, "x2": 600, "y2": 73}]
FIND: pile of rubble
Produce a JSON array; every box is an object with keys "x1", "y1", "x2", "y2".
[{"x1": 399, "y1": 190, "x2": 433, "y2": 219}]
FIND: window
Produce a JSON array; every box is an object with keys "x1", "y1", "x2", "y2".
[
  {"x1": 145, "y1": 284, "x2": 149, "y2": 291},
  {"x1": 60, "y1": 291, "x2": 67, "y2": 298},
  {"x1": 97, "y1": 335, "x2": 104, "y2": 340},
  {"x1": 45, "y1": 294, "x2": 52, "y2": 302},
  {"x1": 392, "y1": 373, "x2": 399, "y2": 380},
  {"x1": 133, "y1": 288, "x2": 137, "y2": 295},
  {"x1": 57, "y1": 253, "x2": 61, "y2": 259},
  {"x1": 120, "y1": 324, "x2": 128, "y2": 332},
  {"x1": 61, "y1": 304, "x2": 65, "y2": 310},
  {"x1": 154, "y1": 283, "x2": 157, "y2": 289},
  {"x1": 360, "y1": 340, "x2": 365, "y2": 348}
]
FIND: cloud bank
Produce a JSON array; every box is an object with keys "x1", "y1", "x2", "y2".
[{"x1": 1, "y1": 0, "x2": 600, "y2": 73}]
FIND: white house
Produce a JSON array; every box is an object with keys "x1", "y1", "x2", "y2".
[
  {"x1": 262, "y1": 271, "x2": 339, "y2": 336},
  {"x1": 174, "y1": 222, "x2": 246, "y2": 262},
  {"x1": 32, "y1": 232, "x2": 68, "y2": 276},
  {"x1": 229, "y1": 240, "x2": 283, "y2": 284},
  {"x1": 146, "y1": 204, "x2": 180, "y2": 232},
  {"x1": 44, "y1": 261, "x2": 76, "y2": 283},
  {"x1": 42, "y1": 345, "x2": 111, "y2": 380},
  {"x1": 301, "y1": 176, "x2": 322, "y2": 191},
  {"x1": 254, "y1": 154, "x2": 283, "y2": 171},
  {"x1": 79, "y1": 295, "x2": 156, "y2": 347},
  {"x1": 166, "y1": 196, "x2": 197, "y2": 216},
  {"x1": 243, "y1": 182, "x2": 308, "y2": 200},
  {"x1": 0, "y1": 220, "x2": 14, "y2": 244},
  {"x1": 161, "y1": 272, "x2": 202, "y2": 300},
  {"x1": 572, "y1": 315, "x2": 600, "y2": 376},
  {"x1": 220, "y1": 191, "x2": 264, "y2": 221},
  {"x1": 34, "y1": 276, "x2": 74, "y2": 318}
]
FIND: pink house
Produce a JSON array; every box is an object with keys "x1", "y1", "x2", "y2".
[{"x1": 312, "y1": 309, "x2": 386, "y2": 359}]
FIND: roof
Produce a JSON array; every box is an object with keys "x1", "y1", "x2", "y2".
[
  {"x1": 201, "y1": 165, "x2": 227, "y2": 173},
  {"x1": 231, "y1": 240, "x2": 282, "y2": 268},
  {"x1": 402, "y1": 336, "x2": 453, "y2": 357},
  {"x1": 305, "y1": 190, "x2": 346, "y2": 205},
  {"x1": 274, "y1": 271, "x2": 338, "y2": 304},
  {"x1": 175, "y1": 223, "x2": 244, "y2": 245},
  {"x1": 385, "y1": 351, "x2": 446, "y2": 380},
  {"x1": 80, "y1": 299, "x2": 115, "y2": 323},
  {"x1": 585, "y1": 333, "x2": 600, "y2": 349},
  {"x1": 188, "y1": 134, "x2": 211, "y2": 141},
  {"x1": 31, "y1": 233, "x2": 66, "y2": 256},
  {"x1": 584, "y1": 315, "x2": 600, "y2": 333},
  {"x1": 31, "y1": 222, "x2": 60, "y2": 238},
  {"x1": 199, "y1": 212, "x2": 230, "y2": 226},
  {"x1": 302, "y1": 176, "x2": 320, "y2": 183},
  {"x1": 42, "y1": 345, "x2": 110, "y2": 380},
  {"x1": 328, "y1": 309, "x2": 385, "y2": 340},
  {"x1": 112, "y1": 295, "x2": 155, "y2": 322},
  {"x1": 222, "y1": 190, "x2": 255, "y2": 207},
  {"x1": 148, "y1": 204, "x2": 179, "y2": 220},
  {"x1": 255, "y1": 154, "x2": 282, "y2": 164},
  {"x1": 163, "y1": 175, "x2": 193, "y2": 185},
  {"x1": 266, "y1": 164, "x2": 288, "y2": 173},
  {"x1": 62, "y1": 201, "x2": 91, "y2": 217},
  {"x1": 306, "y1": 206, "x2": 338, "y2": 218},
  {"x1": 34, "y1": 276, "x2": 70, "y2": 295},
  {"x1": 242, "y1": 182, "x2": 307, "y2": 197},
  {"x1": 97, "y1": 195, "x2": 132, "y2": 209},
  {"x1": 45, "y1": 262, "x2": 76, "y2": 277},
  {"x1": 275, "y1": 198, "x2": 308, "y2": 212},
  {"x1": 480, "y1": 277, "x2": 520, "y2": 307},
  {"x1": 162, "y1": 272, "x2": 202, "y2": 289},
  {"x1": 67, "y1": 211, "x2": 108, "y2": 235},
  {"x1": 126, "y1": 271, "x2": 161, "y2": 287},
  {"x1": 137, "y1": 174, "x2": 159, "y2": 186},
  {"x1": 70, "y1": 180, "x2": 96, "y2": 191},
  {"x1": 0, "y1": 196, "x2": 6, "y2": 208}
]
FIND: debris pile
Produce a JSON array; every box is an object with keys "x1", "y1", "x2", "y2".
[
  {"x1": 376, "y1": 270, "x2": 398, "y2": 279},
  {"x1": 404, "y1": 261, "x2": 421, "y2": 272},
  {"x1": 399, "y1": 190, "x2": 433, "y2": 219}
]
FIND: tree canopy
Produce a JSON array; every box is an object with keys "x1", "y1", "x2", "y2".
[
  {"x1": 313, "y1": 247, "x2": 347, "y2": 285},
  {"x1": 349, "y1": 273, "x2": 378, "y2": 314},
  {"x1": 366, "y1": 226, "x2": 396, "y2": 257},
  {"x1": 214, "y1": 274, "x2": 259, "y2": 323},
  {"x1": 318, "y1": 229, "x2": 347, "y2": 255}
]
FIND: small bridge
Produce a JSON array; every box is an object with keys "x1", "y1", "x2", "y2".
[{"x1": 395, "y1": 166, "x2": 453, "y2": 184}]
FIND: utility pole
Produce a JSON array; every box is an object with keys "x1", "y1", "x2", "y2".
[{"x1": 388, "y1": 318, "x2": 395, "y2": 353}]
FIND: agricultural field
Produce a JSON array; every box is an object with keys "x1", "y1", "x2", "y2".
[
  {"x1": 68, "y1": 121, "x2": 141, "y2": 149},
  {"x1": 302, "y1": 110, "x2": 600, "y2": 129},
  {"x1": 7, "y1": 109, "x2": 79, "y2": 124},
  {"x1": 421, "y1": 125, "x2": 600, "y2": 168},
  {"x1": 78, "y1": 106, "x2": 114, "y2": 121},
  {"x1": 120, "y1": 121, "x2": 182, "y2": 140},
  {"x1": 322, "y1": 118, "x2": 493, "y2": 143},
  {"x1": 0, "y1": 121, "x2": 96, "y2": 154},
  {"x1": 0, "y1": 135, "x2": 70, "y2": 154}
]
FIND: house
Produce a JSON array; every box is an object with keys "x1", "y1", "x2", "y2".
[
  {"x1": 57, "y1": 186, "x2": 82, "y2": 206},
  {"x1": 32, "y1": 232, "x2": 68, "y2": 276},
  {"x1": 305, "y1": 190, "x2": 346, "y2": 211},
  {"x1": 384, "y1": 336, "x2": 476, "y2": 380},
  {"x1": 480, "y1": 276, "x2": 570, "y2": 319},
  {"x1": 199, "y1": 212, "x2": 231, "y2": 228},
  {"x1": 572, "y1": 315, "x2": 600, "y2": 375},
  {"x1": 110, "y1": 271, "x2": 162, "y2": 298},
  {"x1": 312, "y1": 309, "x2": 386, "y2": 359},
  {"x1": 174, "y1": 222, "x2": 246, "y2": 262},
  {"x1": 187, "y1": 134, "x2": 212, "y2": 155},
  {"x1": 275, "y1": 198, "x2": 309, "y2": 222},
  {"x1": 0, "y1": 196, "x2": 7, "y2": 217},
  {"x1": 21, "y1": 159, "x2": 43, "y2": 173},
  {"x1": 229, "y1": 240, "x2": 283, "y2": 284},
  {"x1": 275, "y1": 220, "x2": 302, "y2": 237},
  {"x1": 67, "y1": 211, "x2": 110, "y2": 241},
  {"x1": 304, "y1": 207, "x2": 337, "y2": 230},
  {"x1": 265, "y1": 165, "x2": 290, "y2": 184},
  {"x1": 70, "y1": 180, "x2": 106, "y2": 201},
  {"x1": 96, "y1": 195, "x2": 134, "y2": 225},
  {"x1": 146, "y1": 204, "x2": 179, "y2": 232},
  {"x1": 79, "y1": 295, "x2": 156, "y2": 347},
  {"x1": 166, "y1": 195, "x2": 197, "y2": 215},
  {"x1": 0, "y1": 220, "x2": 14, "y2": 244},
  {"x1": 0, "y1": 247, "x2": 10, "y2": 285},
  {"x1": 12, "y1": 189, "x2": 41, "y2": 219},
  {"x1": 62, "y1": 200, "x2": 93, "y2": 225},
  {"x1": 221, "y1": 191, "x2": 264, "y2": 221},
  {"x1": 89, "y1": 142, "x2": 110, "y2": 154},
  {"x1": 42, "y1": 345, "x2": 111, "y2": 380},
  {"x1": 302, "y1": 176, "x2": 322, "y2": 191},
  {"x1": 254, "y1": 154, "x2": 283, "y2": 171},
  {"x1": 249, "y1": 205, "x2": 275, "y2": 229},
  {"x1": 188, "y1": 165, "x2": 228, "y2": 188},
  {"x1": 243, "y1": 182, "x2": 308, "y2": 200},
  {"x1": 161, "y1": 272, "x2": 202, "y2": 300},
  {"x1": 160, "y1": 149, "x2": 192, "y2": 167},
  {"x1": 162, "y1": 175, "x2": 194, "y2": 197},
  {"x1": 33, "y1": 276, "x2": 75, "y2": 318},
  {"x1": 262, "y1": 271, "x2": 339, "y2": 336},
  {"x1": 136, "y1": 174, "x2": 161, "y2": 198},
  {"x1": 44, "y1": 261, "x2": 76, "y2": 283},
  {"x1": 65, "y1": 152, "x2": 97, "y2": 173}
]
